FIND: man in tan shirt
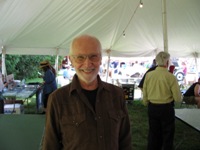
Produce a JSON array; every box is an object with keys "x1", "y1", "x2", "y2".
[{"x1": 143, "y1": 51, "x2": 182, "y2": 150}]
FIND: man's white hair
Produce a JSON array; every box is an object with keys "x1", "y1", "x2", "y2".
[{"x1": 155, "y1": 51, "x2": 170, "y2": 66}]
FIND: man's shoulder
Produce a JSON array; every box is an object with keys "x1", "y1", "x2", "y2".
[
  {"x1": 101, "y1": 81, "x2": 123, "y2": 92},
  {"x1": 148, "y1": 66, "x2": 157, "y2": 71},
  {"x1": 53, "y1": 84, "x2": 71, "y2": 94},
  {"x1": 194, "y1": 82, "x2": 200, "y2": 87},
  {"x1": 145, "y1": 66, "x2": 157, "y2": 74}
]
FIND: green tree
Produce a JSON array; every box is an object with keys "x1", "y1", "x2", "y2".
[{"x1": 5, "y1": 55, "x2": 62, "y2": 80}]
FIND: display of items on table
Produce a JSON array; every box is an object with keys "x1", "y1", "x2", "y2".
[
  {"x1": 2, "y1": 74, "x2": 43, "y2": 113},
  {"x1": 2, "y1": 78, "x2": 42, "y2": 114},
  {"x1": 4, "y1": 103, "x2": 24, "y2": 114}
]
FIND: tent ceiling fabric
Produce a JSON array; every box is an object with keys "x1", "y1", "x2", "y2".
[{"x1": 0, "y1": 0, "x2": 200, "y2": 57}]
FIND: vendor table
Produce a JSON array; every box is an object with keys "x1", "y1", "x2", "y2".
[
  {"x1": 2, "y1": 85, "x2": 41, "y2": 113},
  {"x1": 175, "y1": 108, "x2": 200, "y2": 149},
  {"x1": 175, "y1": 108, "x2": 200, "y2": 132},
  {"x1": 0, "y1": 114, "x2": 45, "y2": 150},
  {"x1": 2, "y1": 85, "x2": 38, "y2": 100}
]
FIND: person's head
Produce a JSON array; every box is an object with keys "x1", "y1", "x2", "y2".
[
  {"x1": 155, "y1": 51, "x2": 170, "y2": 67},
  {"x1": 198, "y1": 77, "x2": 200, "y2": 83},
  {"x1": 150, "y1": 59, "x2": 157, "y2": 68},
  {"x1": 69, "y1": 34, "x2": 102, "y2": 85},
  {"x1": 39, "y1": 60, "x2": 50, "y2": 71},
  {"x1": 152, "y1": 59, "x2": 156, "y2": 65}
]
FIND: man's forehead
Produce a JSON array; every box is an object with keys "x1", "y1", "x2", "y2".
[{"x1": 73, "y1": 42, "x2": 101, "y2": 53}]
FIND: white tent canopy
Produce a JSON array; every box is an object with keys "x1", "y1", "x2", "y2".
[{"x1": 0, "y1": 0, "x2": 200, "y2": 58}]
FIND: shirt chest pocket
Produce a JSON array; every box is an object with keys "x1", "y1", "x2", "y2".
[
  {"x1": 109, "y1": 110, "x2": 126, "y2": 136},
  {"x1": 62, "y1": 113, "x2": 86, "y2": 127},
  {"x1": 61, "y1": 113, "x2": 88, "y2": 142},
  {"x1": 109, "y1": 110, "x2": 126, "y2": 122}
]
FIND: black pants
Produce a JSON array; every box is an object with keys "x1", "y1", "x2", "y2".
[
  {"x1": 0, "y1": 93, "x2": 4, "y2": 114},
  {"x1": 0, "y1": 100, "x2": 4, "y2": 114},
  {"x1": 42, "y1": 93, "x2": 50, "y2": 108},
  {"x1": 147, "y1": 102, "x2": 175, "y2": 150}
]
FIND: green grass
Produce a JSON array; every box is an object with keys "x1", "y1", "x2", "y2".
[
  {"x1": 128, "y1": 101, "x2": 200, "y2": 150},
  {"x1": 127, "y1": 101, "x2": 148, "y2": 149},
  {"x1": 26, "y1": 78, "x2": 43, "y2": 84},
  {"x1": 23, "y1": 96, "x2": 200, "y2": 149}
]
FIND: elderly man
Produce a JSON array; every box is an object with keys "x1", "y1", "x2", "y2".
[
  {"x1": 42, "y1": 35, "x2": 132, "y2": 150},
  {"x1": 143, "y1": 51, "x2": 182, "y2": 150}
]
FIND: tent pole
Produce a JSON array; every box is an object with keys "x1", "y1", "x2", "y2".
[
  {"x1": 55, "y1": 48, "x2": 59, "y2": 73},
  {"x1": 162, "y1": 0, "x2": 168, "y2": 52},
  {"x1": 1, "y1": 48, "x2": 7, "y2": 77},
  {"x1": 106, "y1": 49, "x2": 111, "y2": 82},
  {"x1": 194, "y1": 52, "x2": 199, "y2": 80}
]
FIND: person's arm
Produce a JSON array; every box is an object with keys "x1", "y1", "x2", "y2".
[
  {"x1": 142, "y1": 77, "x2": 149, "y2": 106},
  {"x1": 138, "y1": 74, "x2": 145, "y2": 91},
  {"x1": 194, "y1": 84, "x2": 200, "y2": 97},
  {"x1": 42, "y1": 94, "x2": 62, "y2": 150},
  {"x1": 171, "y1": 76, "x2": 182, "y2": 103}
]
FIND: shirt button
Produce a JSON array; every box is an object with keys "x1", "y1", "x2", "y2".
[
  {"x1": 98, "y1": 116, "x2": 101, "y2": 119},
  {"x1": 99, "y1": 135, "x2": 103, "y2": 139}
]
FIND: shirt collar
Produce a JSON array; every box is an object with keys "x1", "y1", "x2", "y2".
[
  {"x1": 69, "y1": 74, "x2": 110, "y2": 94},
  {"x1": 156, "y1": 66, "x2": 168, "y2": 71}
]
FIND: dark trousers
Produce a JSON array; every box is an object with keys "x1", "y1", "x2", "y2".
[
  {"x1": 0, "y1": 92, "x2": 4, "y2": 114},
  {"x1": 147, "y1": 102, "x2": 175, "y2": 150},
  {"x1": 42, "y1": 93, "x2": 50, "y2": 108},
  {"x1": 0, "y1": 100, "x2": 4, "y2": 114}
]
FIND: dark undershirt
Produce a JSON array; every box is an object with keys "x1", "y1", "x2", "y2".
[{"x1": 82, "y1": 88, "x2": 98, "y2": 111}]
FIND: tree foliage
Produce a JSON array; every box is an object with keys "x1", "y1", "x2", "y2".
[{"x1": 5, "y1": 55, "x2": 62, "y2": 80}]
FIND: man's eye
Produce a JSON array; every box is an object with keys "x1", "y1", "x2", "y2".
[
  {"x1": 77, "y1": 56, "x2": 85, "y2": 60},
  {"x1": 90, "y1": 55, "x2": 98, "y2": 59}
]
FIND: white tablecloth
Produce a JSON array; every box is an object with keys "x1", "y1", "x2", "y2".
[{"x1": 175, "y1": 108, "x2": 200, "y2": 132}]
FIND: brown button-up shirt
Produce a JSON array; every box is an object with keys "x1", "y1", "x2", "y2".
[{"x1": 42, "y1": 75, "x2": 132, "y2": 150}]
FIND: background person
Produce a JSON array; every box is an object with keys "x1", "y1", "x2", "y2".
[
  {"x1": 62, "y1": 64, "x2": 71, "y2": 80},
  {"x1": 60, "y1": 64, "x2": 71, "y2": 87},
  {"x1": 150, "y1": 59, "x2": 157, "y2": 68},
  {"x1": 138, "y1": 59, "x2": 176, "y2": 91},
  {"x1": 138, "y1": 59, "x2": 157, "y2": 91},
  {"x1": 143, "y1": 51, "x2": 182, "y2": 150},
  {"x1": 182, "y1": 77, "x2": 200, "y2": 108},
  {"x1": 39, "y1": 60, "x2": 57, "y2": 114},
  {"x1": 42, "y1": 34, "x2": 132, "y2": 150}
]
